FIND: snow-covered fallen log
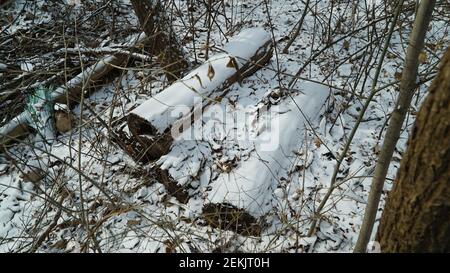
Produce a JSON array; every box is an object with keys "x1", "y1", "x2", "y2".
[
  {"x1": 202, "y1": 83, "x2": 330, "y2": 233},
  {"x1": 0, "y1": 32, "x2": 148, "y2": 147},
  {"x1": 127, "y1": 28, "x2": 273, "y2": 163},
  {"x1": 51, "y1": 32, "x2": 148, "y2": 104}
]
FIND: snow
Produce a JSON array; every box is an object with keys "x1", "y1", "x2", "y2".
[
  {"x1": 20, "y1": 62, "x2": 34, "y2": 72},
  {"x1": 206, "y1": 83, "x2": 330, "y2": 216},
  {"x1": 131, "y1": 28, "x2": 271, "y2": 133},
  {"x1": 51, "y1": 33, "x2": 147, "y2": 102},
  {"x1": 0, "y1": 0, "x2": 448, "y2": 253},
  {"x1": 223, "y1": 28, "x2": 271, "y2": 58}
]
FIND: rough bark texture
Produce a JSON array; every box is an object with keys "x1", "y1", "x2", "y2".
[
  {"x1": 376, "y1": 47, "x2": 450, "y2": 253},
  {"x1": 130, "y1": 0, "x2": 189, "y2": 82}
]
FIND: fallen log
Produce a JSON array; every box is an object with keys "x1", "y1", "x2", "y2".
[
  {"x1": 127, "y1": 27, "x2": 273, "y2": 163},
  {"x1": 51, "y1": 32, "x2": 148, "y2": 104},
  {"x1": 0, "y1": 32, "x2": 148, "y2": 147},
  {"x1": 203, "y1": 82, "x2": 331, "y2": 231}
]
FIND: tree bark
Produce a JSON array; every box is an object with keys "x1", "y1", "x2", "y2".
[
  {"x1": 354, "y1": 0, "x2": 436, "y2": 252},
  {"x1": 376, "y1": 47, "x2": 450, "y2": 253},
  {"x1": 130, "y1": 0, "x2": 189, "y2": 82}
]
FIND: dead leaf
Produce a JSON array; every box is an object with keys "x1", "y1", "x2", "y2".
[
  {"x1": 216, "y1": 160, "x2": 232, "y2": 173},
  {"x1": 387, "y1": 52, "x2": 397, "y2": 59},
  {"x1": 314, "y1": 138, "x2": 322, "y2": 148},
  {"x1": 343, "y1": 40, "x2": 350, "y2": 51},
  {"x1": 21, "y1": 168, "x2": 45, "y2": 184},
  {"x1": 127, "y1": 219, "x2": 141, "y2": 227},
  {"x1": 164, "y1": 240, "x2": 176, "y2": 253},
  {"x1": 55, "y1": 111, "x2": 74, "y2": 134},
  {"x1": 410, "y1": 109, "x2": 418, "y2": 116},
  {"x1": 226, "y1": 57, "x2": 239, "y2": 70},
  {"x1": 207, "y1": 63, "x2": 215, "y2": 81},
  {"x1": 418, "y1": 51, "x2": 428, "y2": 64},
  {"x1": 394, "y1": 71, "x2": 403, "y2": 80}
]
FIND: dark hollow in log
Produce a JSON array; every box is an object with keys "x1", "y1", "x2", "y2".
[
  {"x1": 127, "y1": 113, "x2": 174, "y2": 163},
  {"x1": 0, "y1": 123, "x2": 31, "y2": 149},
  {"x1": 202, "y1": 203, "x2": 262, "y2": 237}
]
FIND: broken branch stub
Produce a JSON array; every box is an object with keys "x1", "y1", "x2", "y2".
[{"x1": 127, "y1": 28, "x2": 273, "y2": 163}]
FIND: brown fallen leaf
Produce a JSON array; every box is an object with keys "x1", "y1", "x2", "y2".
[
  {"x1": 226, "y1": 57, "x2": 239, "y2": 70},
  {"x1": 425, "y1": 42, "x2": 436, "y2": 51},
  {"x1": 55, "y1": 111, "x2": 74, "y2": 134},
  {"x1": 418, "y1": 51, "x2": 428, "y2": 64},
  {"x1": 21, "y1": 168, "x2": 45, "y2": 184},
  {"x1": 314, "y1": 137, "x2": 322, "y2": 148},
  {"x1": 343, "y1": 40, "x2": 350, "y2": 51},
  {"x1": 164, "y1": 239, "x2": 177, "y2": 253},
  {"x1": 207, "y1": 63, "x2": 215, "y2": 81}
]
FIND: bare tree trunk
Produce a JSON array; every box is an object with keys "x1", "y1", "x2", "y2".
[
  {"x1": 354, "y1": 0, "x2": 436, "y2": 252},
  {"x1": 130, "y1": 0, "x2": 189, "y2": 82},
  {"x1": 377, "y1": 47, "x2": 450, "y2": 252}
]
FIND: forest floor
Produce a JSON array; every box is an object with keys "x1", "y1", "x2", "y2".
[{"x1": 0, "y1": 0, "x2": 448, "y2": 252}]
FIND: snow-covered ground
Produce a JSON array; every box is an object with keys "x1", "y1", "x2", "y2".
[{"x1": 0, "y1": 0, "x2": 448, "y2": 252}]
